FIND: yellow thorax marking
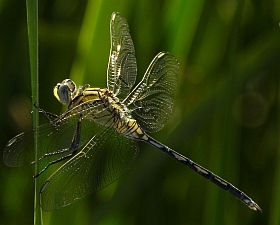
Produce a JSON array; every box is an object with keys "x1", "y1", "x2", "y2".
[{"x1": 69, "y1": 88, "x2": 105, "y2": 109}]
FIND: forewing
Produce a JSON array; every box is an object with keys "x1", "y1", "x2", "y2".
[
  {"x1": 124, "y1": 52, "x2": 178, "y2": 133},
  {"x1": 107, "y1": 12, "x2": 137, "y2": 100},
  {"x1": 3, "y1": 116, "x2": 76, "y2": 167},
  {"x1": 40, "y1": 126, "x2": 139, "y2": 211},
  {"x1": 3, "y1": 106, "x2": 103, "y2": 170}
]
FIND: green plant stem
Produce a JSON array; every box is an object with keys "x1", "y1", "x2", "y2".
[{"x1": 26, "y1": 0, "x2": 42, "y2": 224}]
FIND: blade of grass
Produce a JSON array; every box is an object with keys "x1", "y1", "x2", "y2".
[{"x1": 26, "y1": 0, "x2": 42, "y2": 224}]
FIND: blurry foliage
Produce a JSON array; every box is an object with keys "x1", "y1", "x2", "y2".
[{"x1": 0, "y1": 0, "x2": 280, "y2": 225}]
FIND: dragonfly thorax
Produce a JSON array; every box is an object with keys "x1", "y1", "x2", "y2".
[{"x1": 55, "y1": 80, "x2": 144, "y2": 139}]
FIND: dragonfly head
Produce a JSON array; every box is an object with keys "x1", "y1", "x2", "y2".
[{"x1": 53, "y1": 79, "x2": 77, "y2": 105}]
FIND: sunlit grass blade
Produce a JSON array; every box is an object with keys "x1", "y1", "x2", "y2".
[{"x1": 26, "y1": 0, "x2": 42, "y2": 224}]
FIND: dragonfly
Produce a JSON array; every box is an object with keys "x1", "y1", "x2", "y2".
[{"x1": 4, "y1": 12, "x2": 261, "y2": 212}]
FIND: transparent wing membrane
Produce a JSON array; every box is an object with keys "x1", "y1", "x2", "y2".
[
  {"x1": 124, "y1": 52, "x2": 178, "y2": 133},
  {"x1": 107, "y1": 12, "x2": 137, "y2": 100},
  {"x1": 40, "y1": 126, "x2": 138, "y2": 211},
  {"x1": 4, "y1": 114, "x2": 82, "y2": 168}
]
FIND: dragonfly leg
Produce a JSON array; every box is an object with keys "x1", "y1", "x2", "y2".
[
  {"x1": 30, "y1": 147, "x2": 73, "y2": 165},
  {"x1": 33, "y1": 115, "x2": 83, "y2": 178},
  {"x1": 33, "y1": 103, "x2": 60, "y2": 124}
]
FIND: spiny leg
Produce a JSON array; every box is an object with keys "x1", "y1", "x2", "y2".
[
  {"x1": 33, "y1": 103, "x2": 60, "y2": 124},
  {"x1": 33, "y1": 115, "x2": 83, "y2": 178}
]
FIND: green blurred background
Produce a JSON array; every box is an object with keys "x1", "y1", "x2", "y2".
[{"x1": 1, "y1": 0, "x2": 280, "y2": 224}]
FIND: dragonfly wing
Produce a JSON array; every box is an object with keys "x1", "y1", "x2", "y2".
[
  {"x1": 107, "y1": 12, "x2": 137, "y2": 100},
  {"x1": 4, "y1": 128, "x2": 38, "y2": 167},
  {"x1": 4, "y1": 115, "x2": 76, "y2": 167},
  {"x1": 40, "y1": 126, "x2": 139, "y2": 211},
  {"x1": 3, "y1": 112, "x2": 98, "y2": 169},
  {"x1": 124, "y1": 52, "x2": 179, "y2": 133}
]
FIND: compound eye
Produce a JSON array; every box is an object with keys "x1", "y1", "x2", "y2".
[
  {"x1": 64, "y1": 79, "x2": 76, "y2": 93},
  {"x1": 53, "y1": 79, "x2": 77, "y2": 105}
]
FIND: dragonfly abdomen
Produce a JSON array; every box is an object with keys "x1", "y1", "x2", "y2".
[{"x1": 111, "y1": 115, "x2": 146, "y2": 140}]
